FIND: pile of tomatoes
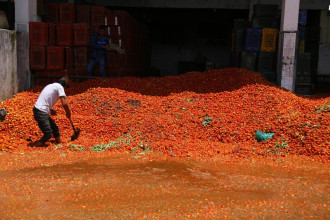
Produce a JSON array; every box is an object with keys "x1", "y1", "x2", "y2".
[{"x1": 1, "y1": 68, "x2": 329, "y2": 162}]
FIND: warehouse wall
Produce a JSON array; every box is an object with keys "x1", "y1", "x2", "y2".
[
  {"x1": 318, "y1": 10, "x2": 330, "y2": 75},
  {"x1": 0, "y1": 30, "x2": 30, "y2": 102}
]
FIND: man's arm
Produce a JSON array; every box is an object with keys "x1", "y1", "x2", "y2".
[{"x1": 60, "y1": 96, "x2": 71, "y2": 119}]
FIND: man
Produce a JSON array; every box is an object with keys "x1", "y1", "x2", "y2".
[
  {"x1": 87, "y1": 25, "x2": 110, "y2": 77},
  {"x1": 32, "y1": 77, "x2": 71, "y2": 147}
]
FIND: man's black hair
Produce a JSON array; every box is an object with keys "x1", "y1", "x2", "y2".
[
  {"x1": 58, "y1": 78, "x2": 68, "y2": 88},
  {"x1": 98, "y1": 25, "x2": 107, "y2": 30}
]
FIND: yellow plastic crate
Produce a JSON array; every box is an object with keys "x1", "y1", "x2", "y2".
[
  {"x1": 299, "y1": 40, "x2": 305, "y2": 54},
  {"x1": 260, "y1": 28, "x2": 278, "y2": 52}
]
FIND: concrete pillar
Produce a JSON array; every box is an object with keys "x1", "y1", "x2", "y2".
[
  {"x1": 15, "y1": 0, "x2": 41, "y2": 32},
  {"x1": 277, "y1": 0, "x2": 300, "y2": 92},
  {"x1": 0, "y1": 30, "x2": 18, "y2": 102}
]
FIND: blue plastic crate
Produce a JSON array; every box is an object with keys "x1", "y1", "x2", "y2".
[
  {"x1": 244, "y1": 28, "x2": 262, "y2": 52},
  {"x1": 299, "y1": 10, "x2": 307, "y2": 26},
  {"x1": 298, "y1": 25, "x2": 306, "y2": 41}
]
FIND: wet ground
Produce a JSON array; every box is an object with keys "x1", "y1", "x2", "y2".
[{"x1": 0, "y1": 153, "x2": 329, "y2": 219}]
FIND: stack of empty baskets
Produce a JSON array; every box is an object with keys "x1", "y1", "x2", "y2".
[
  {"x1": 29, "y1": 2, "x2": 150, "y2": 86},
  {"x1": 231, "y1": 4, "x2": 279, "y2": 83},
  {"x1": 295, "y1": 10, "x2": 316, "y2": 96}
]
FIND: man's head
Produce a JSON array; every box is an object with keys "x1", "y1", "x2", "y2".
[
  {"x1": 98, "y1": 25, "x2": 107, "y2": 37},
  {"x1": 58, "y1": 76, "x2": 70, "y2": 88}
]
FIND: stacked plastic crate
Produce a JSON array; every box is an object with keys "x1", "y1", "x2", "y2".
[
  {"x1": 30, "y1": 2, "x2": 150, "y2": 85},
  {"x1": 105, "y1": 10, "x2": 149, "y2": 77},
  {"x1": 230, "y1": 4, "x2": 279, "y2": 83},
  {"x1": 30, "y1": 3, "x2": 77, "y2": 86},
  {"x1": 295, "y1": 10, "x2": 314, "y2": 95}
]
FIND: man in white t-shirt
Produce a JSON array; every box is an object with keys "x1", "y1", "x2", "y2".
[{"x1": 32, "y1": 77, "x2": 71, "y2": 147}]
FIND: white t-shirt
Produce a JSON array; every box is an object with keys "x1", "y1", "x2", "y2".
[{"x1": 34, "y1": 83, "x2": 66, "y2": 114}]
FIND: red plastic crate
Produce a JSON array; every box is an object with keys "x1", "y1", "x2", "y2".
[
  {"x1": 56, "y1": 24, "x2": 73, "y2": 47},
  {"x1": 76, "y1": 5, "x2": 90, "y2": 24},
  {"x1": 59, "y1": 3, "x2": 75, "y2": 24},
  {"x1": 64, "y1": 47, "x2": 73, "y2": 70},
  {"x1": 73, "y1": 23, "x2": 89, "y2": 46},
  {"x1": 30, "y1": 46, "x2": 46, "y2": 70},
  {"x1": 110, "y1": 37, "x2": 119, "y2": 45},
  {"x1": 54, "y1": 69, "x2": 74, "y2": 76},
  {"x1": 48, "y1": 23, "x2": 56, "y2": 46},
  {"x1": 74, "y1": 47, "x2": 89, "y2": 69},
  {"x1": 109, "y1": 25, "x2": 122, "y2": 37},
  {"x1": 47, "y1": 46, "x2": 64, "y2": 70},
  {"x1": 46, "y1": 3, "x2": 59, "y2": 23},
  {"x1": 35, "y1": 77, "x2": 51, "y2": 87},
  {"x1": 90, "y1": 25, "x2": 99, "y2": 38},
  {"x1": 74, "y1": 68, "x2": 87, "y2": 76},
  {"x1": 91, "y1": 6, "x2": 106, "y2": 25},
  {"x1": 29, "y1": 22, "x2": 48, "y2": 46}
]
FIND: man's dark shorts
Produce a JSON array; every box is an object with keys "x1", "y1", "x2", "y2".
[{"x1": 33, "y1": 107, "x2": 60, "y2": 143}]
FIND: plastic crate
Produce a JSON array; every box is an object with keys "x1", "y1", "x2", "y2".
[
  {"x1": 47, "y1": 46, "x2": 64, "y2": 70},
  {"x1": 230, "y1": 52, "x2": 240, "y2": 67},
  {"x1": 48, "y1": 23, "x2": 56, "y2": 46},
  {"x1": 262, "y1": 72, "x2": 276, "y2": 83},
  {"x1": 35, "y1": 77, "x2": 51, "y2": 87},
  {"x1": 73, "y1": 47, "x2": 89, "y2": 69},
  {"x1": 253, "y1": 4, "x2": 278, "y2": 17},
  {"x1": 56, "y1": 24, "x2": 73, "y2": 47},
  {"x1": 91, "y1": 6, "x2": 106, "y2": 25},
  {"x1": 64, "y1": 47, "x2": 73, "y2": 70},
  {"x1": 73, "y1": 23, "x2": 89, "y2": 46},
  {"x1": 257, "y1": 52, "x2": 274, "y2": 72},
  {"x1": 106, "y1": 11, "x2": 130, "y2": 26},
  {"x1": 30, "y1": 46, "x2": 46, "y2": 70},
  {"x1": 252, "y1": 16, "x2": 277, "y2": 29},
  {"x1": 296, "y1": 53, "x2": 311, "y2": 75},
  {"x1": 76, "y1": 5, "x2": 90, "y2": 24},
  {"x1": 233, "y1": 18, "x2": 246, "y2": 30},
  {"x1": 244, "y1": 28, "x2": 262, "y2": 52},
  {"x1": 234, "y1": 29, "x2": 244, "y2": 52},
  {"x1": 305, "y1": 27, "x2": 321, "y2": 42},
  {"x1": 29, "y1": 22, "x2": 48, "y2": 46},
  {"x1": 109, "y1": 25, "x2": 121, "y2": 37},
  {"x1": 90, "y1": 25, "x2": 100, "y2": 38},
  {"x1": 260, "y1": 28, "x2": 278, "y2": 52},
  {"x1": 52, "y1": 69, "x2": 73, "y2": 77},
  {"x1": 298, "y1": 25, "x2": 306, "y2": 41},
  {"x1": 58, "y1": 3, "x2": 75, "y2": 24},
  {"x1": 46, "y1": 3, "x2": 59, "y2": 23},
  {"x1": 299, "y1": 10, "x2": 307, "y2": 26},
  {"x1": 295, "y1": 85, "x2": 313, "y2": 95},
  {"x1": 239, "y1": 51, "x2": 257, "y2": 71},
  {"x1": 73, "y1": 68, "x2": 87, "y2": 82},
  {"x1": 299, "y1": 40, "x2": 305, "y2": 54},
  {"x1": 295, "y1": 76, "x2": 312, "y2": 84}
]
